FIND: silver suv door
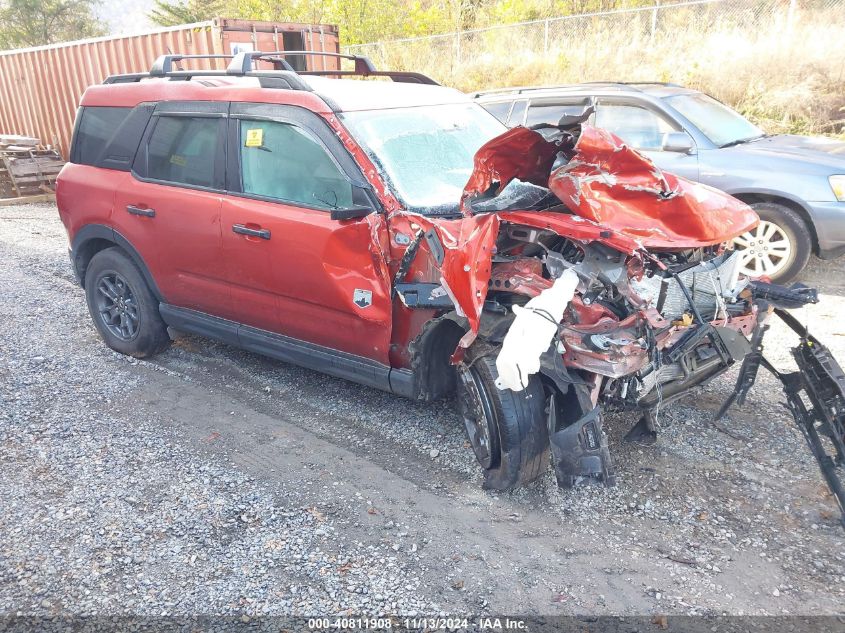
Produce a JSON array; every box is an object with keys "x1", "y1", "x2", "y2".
[{"x1": 594, "y1": 99, "x2": 700, "y2": 181}]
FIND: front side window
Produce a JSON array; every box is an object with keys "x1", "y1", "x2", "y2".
[
  {"x1": 595, "y1": 102, "x2": 677, "y2": 150},
  {"x1": 664, "y1": 92, "x2": 764, "y2": 147},
  {"x1": 239, "y1": 119, "x2": 353, "y2": 209},
  {"x1": 146, "y1": 116, "x2": 219, "y2": 188}
]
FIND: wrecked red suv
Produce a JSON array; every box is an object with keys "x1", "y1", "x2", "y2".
[{"x1": 57, "y1": 53, "x2": 845, "y2": 525}]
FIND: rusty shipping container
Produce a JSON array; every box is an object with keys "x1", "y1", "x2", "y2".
[{"x1": 0, "y1": 19, "x2": 340, "y2": 158}]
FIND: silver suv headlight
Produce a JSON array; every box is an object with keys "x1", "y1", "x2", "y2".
[{"x1": 830, "y1": 175, "x2": 845, "y2": 202}]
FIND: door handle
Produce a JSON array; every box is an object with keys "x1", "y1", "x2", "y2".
[
  {"x1": 126, "y1": 205, "x2": 155, "y2": 218},
  {"x1": 232, "y1": 224, "x2": 271, "y2": 240}
]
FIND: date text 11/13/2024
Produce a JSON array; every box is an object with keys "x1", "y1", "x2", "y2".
[{"x1": 307, "y1": 617, "x2": 528, "y2": 630}]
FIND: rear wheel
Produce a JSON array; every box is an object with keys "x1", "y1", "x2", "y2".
[
  {"x1": 457, "y1": 353, "x2": 549, "y2": 491},
  {"x1": 732, "y1": 202, "x2": 812, "y2": 283},
  {"x1": 84, "y1": 248, "x2": 170, "y2": 358}
]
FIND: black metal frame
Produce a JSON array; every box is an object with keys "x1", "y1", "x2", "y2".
[
  {"x1": 103, "y1": 51, "x2": 438, "y2": 87},
  {"x1": 716, "y1": 299, "x2": 845, "y2": 530}
]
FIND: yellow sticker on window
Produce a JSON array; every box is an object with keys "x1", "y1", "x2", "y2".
[
  {"x1": 245, "y1": 128, "x2": 264, "y2": 148},
  {"x1": 169, "y1": 154, "x2": 187, "y2": 167}
]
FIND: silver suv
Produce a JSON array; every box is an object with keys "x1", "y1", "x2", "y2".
[{"x1": 473, "y1": 83, "x2": 845, "y2": 282}]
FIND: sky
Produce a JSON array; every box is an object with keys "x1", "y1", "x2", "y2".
[{"x1": 96, "y1": 0, "x2": 156, "y2": 35}]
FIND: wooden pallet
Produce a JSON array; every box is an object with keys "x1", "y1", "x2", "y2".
[{"x1": 0, "y1": 146, "x2": 65, "y2": 198}]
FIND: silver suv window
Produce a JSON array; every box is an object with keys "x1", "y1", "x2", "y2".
[
  {"x1": 594, "y1": 102, "x2": 678, "y2": 150},
  {"x1": 525, "y1": 100, "x2": 591, "y2": 128},
  {"x1": 665, "y1": 93, "x2": 763, "y2": 147}
]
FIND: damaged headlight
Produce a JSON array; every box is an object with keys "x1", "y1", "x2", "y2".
[{"x1": 829, "y1": 175, "x2": 845, "y2": 202}]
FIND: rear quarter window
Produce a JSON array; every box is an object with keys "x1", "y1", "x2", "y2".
[
  {"x1": 72, "y1": 107, "x2": 131, "y2": 165},
  {"x1": 480, "y1": 101, "x2": 513, "y2": 125}
]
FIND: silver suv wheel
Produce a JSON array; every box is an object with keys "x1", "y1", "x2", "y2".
[
  {"x1": 732, "y1": 219, "x2": 793, "y2": 278},
  {"x1": 730, "y1": 201, "x2": 812, "y2": 283}
]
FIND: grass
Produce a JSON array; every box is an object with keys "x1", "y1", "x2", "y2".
[{"x1": 349, "y1": 2, "x2": 845, "y2": 138}]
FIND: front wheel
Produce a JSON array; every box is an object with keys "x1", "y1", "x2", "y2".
[
  {"x1": 457, "y1": 353, "x2": 549, "y2": 491},
  {"x1": 732, "y1": 202, "x2": 812, "y2": 283}
]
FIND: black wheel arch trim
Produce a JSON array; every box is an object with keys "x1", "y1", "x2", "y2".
[
  {"x1": 71, "y1": 224, "x2": 165, "y2": 302},
  {"x1": 818, "y1": 242, "x2": 845, "y2": 261}
]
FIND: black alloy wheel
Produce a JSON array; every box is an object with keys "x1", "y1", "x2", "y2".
[{"x1": 94, "y1": 271, "x2": 140, "y2": 340}]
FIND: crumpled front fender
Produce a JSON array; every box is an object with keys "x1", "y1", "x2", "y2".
[{"x1": 392, "y1": 213, "x2": 500, "y2": 343}]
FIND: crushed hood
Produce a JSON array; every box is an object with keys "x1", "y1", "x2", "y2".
[{"x1": 462, "y1": 124, "x2": 759, "y2": 249}]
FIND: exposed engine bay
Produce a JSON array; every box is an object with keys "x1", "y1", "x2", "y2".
[{"x1": 389, "y1": 109, "x2": 845, "y2": 528}]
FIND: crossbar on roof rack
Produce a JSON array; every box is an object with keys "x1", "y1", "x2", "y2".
[
  {"x1": 150, "y1": 54, "x2": 235, "y2": 76},
  {"x1": 229, "y1": 51, "x2": 439, "y2": 85},
  {"x1": 102, "y1": 51, "x2": 439, "y2": 87},
  {"x1": 228, "y1": 50, "x2": 377, "y2": 75}
]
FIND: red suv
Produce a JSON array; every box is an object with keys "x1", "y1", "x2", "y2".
[{"x1": 57, "y1": 52, "x2": 845, "y2": 522}]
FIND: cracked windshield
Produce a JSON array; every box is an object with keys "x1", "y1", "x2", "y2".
[{"x1": 341, "y1": 103, "x2": 505, "y2": 214}]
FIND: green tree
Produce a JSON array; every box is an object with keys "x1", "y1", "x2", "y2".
[
  {"x1": 0, "y1": 0, "x2": 106, "y2": 48},
  {"x1": 148, "y1": 0, "x2": 227, "y2": 26}
]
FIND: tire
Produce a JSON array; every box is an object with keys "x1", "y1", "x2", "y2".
[
  {"x1": 84, "y1": 247, "x2": 170, "y2": 358},
  {"x1": 456, "y1": 353, "x2": 549, "y2": 491},
  {"x1": 732, "y1": 202, "x2": 812, "y2": 283}
]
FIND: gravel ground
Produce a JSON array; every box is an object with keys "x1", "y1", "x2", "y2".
[{"x1": 1, "y1": 202, "x2": 844, "y2": 617}]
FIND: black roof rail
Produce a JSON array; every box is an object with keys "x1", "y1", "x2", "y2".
[
  {"x1": 230, "y1": 50, "x2": 439, "y2": 85},
  {"x1": 102, "y1": 51, "x2": 438, "y2": 88},
  {"x1": 149, "y1": 54, "x2": 234, "y2": 77},
  {"x1": 104, "y1": 53, "x2": 236, "y2": 84},
  {"x1": 103, "y1": 52, "x2": 310, "y2": 90},
  {"x1": 302, "y1": 68, "x2": 439, "y2": 85},
  {"x1": 104, "y1": 69, "x2": 312, "y2": 92},
  {"x1": 226, "y1": 51, "x2": 295, "y2": 74},
  {"x1": 229, "y1": 50, "x2": 374, "y2": 74}
]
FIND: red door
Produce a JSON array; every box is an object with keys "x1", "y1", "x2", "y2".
[
  {"x1": 221, "y1": 197, "x2": 391, "y2": 362},
  {"x1": 113, "y1": 176, "x2": 232, "y2": 319},
  {"x1": 112, "y1": 106, "x2": 234, "y2": 320},
  {"x1": 221, "y1": 110, "x2": 391, "y2": 363}
]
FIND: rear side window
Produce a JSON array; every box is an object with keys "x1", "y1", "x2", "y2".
[
  {"x1": 239, "y1": 119, "x2": 353, "y2": 209},
  {"x1": 526, "y1": 101, "x2": 592, "y2": 127},
  {"x1": 509, "y1": 100, "x2": 528, "y2": 126},
  {"x1": 480, "y1": 101, "x2": 512, "y2": 125},
  {"x1": 146, "y1": 116, "x2": 220, "y2": 188},
  {"x1": 595, "y1": 102, "x2": 677, "y2": 150},
  {"x1": 73, "y1": 107, "x2": 131, "y2": 165}
]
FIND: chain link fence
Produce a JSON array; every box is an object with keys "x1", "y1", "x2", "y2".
[{"x1": 344, "y1": 0, "x2": 845, "y2": 134}]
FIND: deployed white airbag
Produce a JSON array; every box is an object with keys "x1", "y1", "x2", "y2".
[{"x1": 495, "y1": 268, "x2": 579, "y2": 391}]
